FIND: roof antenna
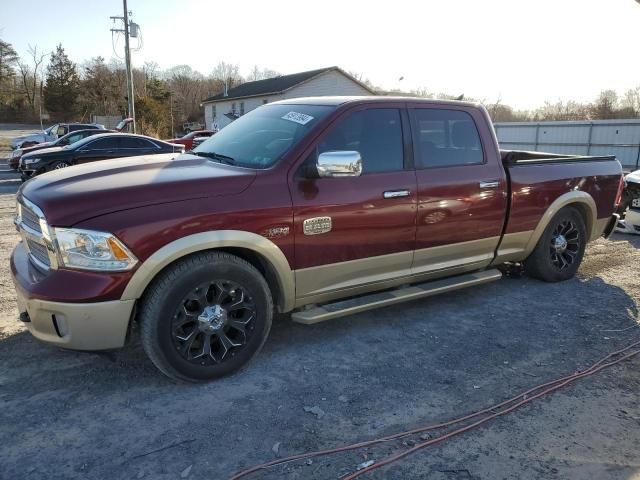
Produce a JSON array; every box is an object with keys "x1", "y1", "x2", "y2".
[{"x1": 456, "y1": 94, "x2": 465, "y2": 101}]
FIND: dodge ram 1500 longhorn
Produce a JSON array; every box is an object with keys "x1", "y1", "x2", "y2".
[{"x1": 11, "y1": 97, "x2": 623, "y2": 382}]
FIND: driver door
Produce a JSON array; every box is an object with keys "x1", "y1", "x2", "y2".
[{"x1": 289, "y1": 105, "x2": 418, "y2": 304}]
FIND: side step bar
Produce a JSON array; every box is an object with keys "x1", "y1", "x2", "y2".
[{"x1": 291, "y1": 269, "x2": 502, "y2": 325}]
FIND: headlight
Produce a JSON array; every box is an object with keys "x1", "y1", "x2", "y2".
[
  {"x1": 10, "y1": 149, "x2": 22, "y2": 159},
  {"x1": 22, "y1": 157, "x2": 39, "y2": 165},
  {"x1": 54, "y1": 228, "x2": 138, "y2": 271}
]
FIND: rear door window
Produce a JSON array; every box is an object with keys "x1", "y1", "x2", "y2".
[{"x1": 411, "y1": 109, "x2": 483, "y2": 168}]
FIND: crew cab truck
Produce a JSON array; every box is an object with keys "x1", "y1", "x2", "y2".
[{"x1": 11, "y1": 97, "x2": 623, "y2": 382}]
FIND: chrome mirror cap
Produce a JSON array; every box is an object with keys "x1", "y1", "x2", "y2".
[{"x1": 317, "y1": 151, "x2": 363, "y2": 178}]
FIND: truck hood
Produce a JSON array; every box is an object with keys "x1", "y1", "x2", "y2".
[
  {"x1": 626, "y1": 169, "x2": 640, "y2": 185},
  {"x1": 19, "y1": 153, "x2": 257, "y2": 226}
]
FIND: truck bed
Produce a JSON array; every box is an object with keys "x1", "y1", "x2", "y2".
[{"x1": 500, "y1": 149, "x2": 622, "y2": 239}]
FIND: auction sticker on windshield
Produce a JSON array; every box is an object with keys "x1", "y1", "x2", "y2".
[{"x1": 281, "y1": 111, "x2": 314, "y2": 125}]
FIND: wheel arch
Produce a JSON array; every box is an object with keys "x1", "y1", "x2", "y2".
[
  {"x1": 523, "y1": 191, "x2": 597, "y2": 257},
  {"x1": 120, "y1": 231, "x2": 296, "y2": 312}
]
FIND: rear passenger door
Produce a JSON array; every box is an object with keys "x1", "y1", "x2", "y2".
[
  {"x1": 410, "y1": 107, "x2": 507, "y2": 276},
  {"x1": 290, "y1": 105, "x2": 418, "y2": 302}
]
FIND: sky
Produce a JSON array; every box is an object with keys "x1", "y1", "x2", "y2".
[{"x1": 2, "y1": 0, "x2": 640, "y2": 110}]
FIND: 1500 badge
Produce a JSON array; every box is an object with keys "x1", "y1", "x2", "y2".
[{"x1": 303, "y1": 217, "x2": 332, "y2": 235}]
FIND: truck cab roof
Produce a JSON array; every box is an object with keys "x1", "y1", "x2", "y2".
[{"x1": 270, "y1": 95, "x2": 480, "y2": 108}]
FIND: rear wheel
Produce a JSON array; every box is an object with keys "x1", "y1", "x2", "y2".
[
  {"x1": 524, "y1": 206, "x2": 586, "y2": 282},
  {"x1": 139, "y1": 251, "x2": 273, "y2": 382}
]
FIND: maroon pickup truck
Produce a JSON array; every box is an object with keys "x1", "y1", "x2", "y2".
[{"x1": 11, "y1": 97, "x2": 623, "y2": 382}]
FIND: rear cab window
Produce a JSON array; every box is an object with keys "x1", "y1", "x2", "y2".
[{"x1": 411, "y1": 108, "x2": 484, "y2": 168}]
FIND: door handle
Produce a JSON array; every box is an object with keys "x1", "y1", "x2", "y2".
[
  {"x1": 479, "y1": 180, "x2": 500, "y2": 189},
  {"x1": 383, "y1": 190, "x2": 410, "y2": 199}
]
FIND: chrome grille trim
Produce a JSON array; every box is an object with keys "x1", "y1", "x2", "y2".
[
  {"x1": 21, "y1": 205, "x2": 41, "y2": 233},
  {"x1": 26, "y1": 238, "x2": 51, "y2": 267},
  {"x1": 16, "y1": 196, "x2": 58, "y2": 271}
]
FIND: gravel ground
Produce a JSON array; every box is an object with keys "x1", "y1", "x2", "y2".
[{"x1": 0, "y1": 126, "x2": 639, "y2": 480}]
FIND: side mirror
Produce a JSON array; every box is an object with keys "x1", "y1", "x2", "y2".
[{"x1": 317, "y1": 151, "x2": 363, "y2": 178}]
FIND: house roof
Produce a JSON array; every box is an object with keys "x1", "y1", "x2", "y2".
[{"x1": 201, "y1": 66, "x2": 375, "y2": 104}]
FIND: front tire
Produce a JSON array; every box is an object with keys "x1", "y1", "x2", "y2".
[
  {"x1": 139, "y1": 251, "x2": 273, "y2": 382},
  {"x1": 524, "y1": 206, "x2": 586, "y2": 282},
  {"x1": 52, "y1": 161, "x2": 71, "y2": 170}
]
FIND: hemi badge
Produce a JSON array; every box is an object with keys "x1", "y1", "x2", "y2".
[
  {"x1": 262, "y1": 226, "x2": 290, "y2": 239},
  {"x1": 303, "y1": 217, "x2": 332, "y2": 235}
]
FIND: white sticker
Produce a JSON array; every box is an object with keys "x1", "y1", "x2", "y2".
[{"x1": 281, "y1": 111, "x2": 314, "y2": 125}]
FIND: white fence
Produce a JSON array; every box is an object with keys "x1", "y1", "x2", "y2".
[{"x1": 494, "y1": 119, "x2": 640, "y2": 171}]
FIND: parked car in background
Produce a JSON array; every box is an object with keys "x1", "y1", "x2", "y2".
[
  {"x1": 18, "y1": 133, "x2": 184, "y2": 180},
  {"x1": 9, "y1": 129, "x2": 114, "y2": 170},
  {"x1": 10, "y1": 123, "x2": 105, "y2": 150},
  {"x1": 10, "y1": 97, "x2": 623, "y2": 382},
  {"x1": 615, "y1": 168, "x2": 640, "y2": 234},
  {"x1": 114, "y1": 117, "x2": 134, "y2": 133},
  {"x1": 167, "y1": 130, "x2": 216, "y2": 151},
  {"x1": 190, "y1": 133, "x2": 215, "y2": 150},
  {"x1": 182, "y1": 121, "x2": 204, "y2": 133}
]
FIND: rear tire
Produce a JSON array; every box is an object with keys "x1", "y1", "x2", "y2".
[
  {"x1": 139, "y1": 251, "x2": 273, "y2": 382},
  {"x1": 524, "y1": 206, "x2": 586, "y2": 282}
]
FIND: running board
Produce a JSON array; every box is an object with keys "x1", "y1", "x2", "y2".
[{"x1": 291, "y1": 269, "x2": 502, "y2": 325}]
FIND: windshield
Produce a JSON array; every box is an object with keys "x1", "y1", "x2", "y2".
[{"x1": 192, "y1": 104, "x2": 333, "y2": 169}]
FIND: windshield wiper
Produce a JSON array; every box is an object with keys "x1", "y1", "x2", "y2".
[{"x1": 191, "y1": 151, "x2": 237, "y2": 166}]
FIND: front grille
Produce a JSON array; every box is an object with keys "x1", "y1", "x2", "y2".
[
  {"x1": 26, "y1": 238, "x2": 51, "y2": 267},
  {"x1": 21, "y1": 204, "x2": 41, "y2": 233}
]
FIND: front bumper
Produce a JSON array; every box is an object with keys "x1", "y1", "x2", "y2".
[{"x1": 11, "y1": 243, "x2": 135, "y2": 350}]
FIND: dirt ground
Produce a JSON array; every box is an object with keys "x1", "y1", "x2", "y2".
[{"x1": 0, "y1": 125, "x2": 639, "y2": 480}]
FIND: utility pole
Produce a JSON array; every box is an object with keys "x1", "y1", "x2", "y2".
[{"x1": 110, "y1": 0, "x2": 136, "y2": 133}]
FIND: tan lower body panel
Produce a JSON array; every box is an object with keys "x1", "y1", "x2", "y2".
[
  {"x1": 492, "y1": 230, "x2": 534, "y2": 264},
  {"x1": 592, "y1": 217, "x2": 611, "y2": 241},
  {"x1": 294, "y1": 237, "x2": 499, "y2": 308},
  {"x1": 292, "y1": 269, "x2": 503, "y2": 324},
  {"x1": 15, "y1": 286, "x2": 135, "y2": 350}
]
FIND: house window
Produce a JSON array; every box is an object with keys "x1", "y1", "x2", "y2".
[
  {"x1": 240, "y1": 102, "x2": 245, "y2": 115},
  {"x1": 211, "y1": 105, "x2": 216, "y2": 120}
]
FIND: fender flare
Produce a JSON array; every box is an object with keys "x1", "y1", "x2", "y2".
[
  {"x1": 523, "y1": 190, "x2": 597, "y2": 257},
  {"x1": 120, "y1": 230, "x2": 296, "y2": 312}
]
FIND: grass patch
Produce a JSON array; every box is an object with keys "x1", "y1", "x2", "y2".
[{"x1": 0, "y1": 139, "x2": 10, "y2": 149}]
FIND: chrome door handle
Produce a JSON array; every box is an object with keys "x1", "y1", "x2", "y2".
[
  {"x1": 383, "y1": 190, "x2": 410, "y2": 199},
  {"x1": 479, "y1": 181, "x2": 500, "y2": 189}
]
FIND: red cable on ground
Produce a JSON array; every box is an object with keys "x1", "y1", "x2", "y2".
[{"x1": 228, "y1": 339, "x2": 640, "y2": 480}]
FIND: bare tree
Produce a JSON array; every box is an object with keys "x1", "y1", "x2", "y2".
[
  {"x1": 211, "y1": 61, "x2": 243, "y2": 93},
  {"x1": 17, "y1": 44, "x2": 47, "y2": 114},
  {"x1": 621, "y1": 87, "x2": 640, "y2": 117},
  {"x1": 247, "y1": 65, "x2": 280, "y2": 82}
]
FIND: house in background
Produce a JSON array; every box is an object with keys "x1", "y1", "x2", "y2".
[{"x1": 201, "y1": 66, "x2": 375, "y2": 129}]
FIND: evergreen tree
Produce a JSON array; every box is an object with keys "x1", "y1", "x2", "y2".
[
  {"x1": 43, "y1": 44, "x2": 80, "y2": 119},
  {"x1": 0, "y1": 39, "x2": 18, "y2": 84}
]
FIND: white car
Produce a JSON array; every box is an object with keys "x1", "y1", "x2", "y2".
[
  {"x1": 10, "y1": 123, "x2": 105, "y2": 149},
  {"x1": 615, "y1": 169, "x2": 640, "y2": 234}
]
